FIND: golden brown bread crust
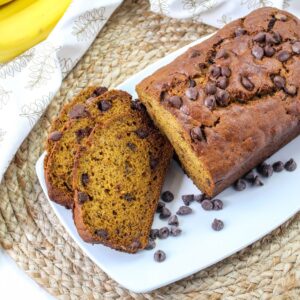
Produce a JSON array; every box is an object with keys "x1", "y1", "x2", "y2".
[
  {"x1": 72, "y1": 112, "x2": 173, "y2": 253},
  {"x1": 136, "y1": 7, "x2": 300, "y2": 197}
]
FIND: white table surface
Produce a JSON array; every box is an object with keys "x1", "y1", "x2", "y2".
[{"x1": 0, "y1": 249, "x2": 55, "y2": 300}]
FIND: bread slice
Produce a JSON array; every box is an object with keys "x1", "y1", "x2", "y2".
[
  {"x1": 44, "y1": 90, "x2": 142, "y2": 208},
  {"x1": 73, "y1": 113, "x2": 173, "y2": 253}
]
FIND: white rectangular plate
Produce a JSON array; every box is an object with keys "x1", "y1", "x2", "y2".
[{"x1": 36, "y1": 35, "x2": 300, "y2": 293}]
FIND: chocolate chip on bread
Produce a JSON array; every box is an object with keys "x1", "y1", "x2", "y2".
[
  {"x1": 73, "y1": 112, "x2": 173, "y2": 253},
  {"x1": 136, "y1": 7, "x2": 300, "y2": 197}
]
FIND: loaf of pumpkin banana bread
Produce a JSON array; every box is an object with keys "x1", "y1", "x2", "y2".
[{"x1": 136, "y1": 7, "x2": 300, "y2": 197}]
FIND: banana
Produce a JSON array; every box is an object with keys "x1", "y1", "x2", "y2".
[
  {"x1": 0, "y1": 0, "x2": 37, "y2": 21},
  {"x1": 0, "y1": 0, "x2": 15, "y2": 7},
  {"x1": 0, "y1": 0, "x2": 71, "y2": 63}
]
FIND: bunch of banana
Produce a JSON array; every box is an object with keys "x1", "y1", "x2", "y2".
[
  {"x1": 0, "y1": 0, "x2": 15, "y2": 6},
  {"x1": 0, "y1": 0, "x2": 71, "y2": 63}
]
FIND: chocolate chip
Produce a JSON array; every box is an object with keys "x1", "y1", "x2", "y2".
[
  {"x1": 194, "y1": 194, "x2": 206, "y2": 203},
  {"x1": 258, "y1": 163, "x2": 273, "y2": 177},
  {"x1": 156, "y1": 201, "x2": 165, "y2": 213},
  {"x1": 235, "y1": 27, "x2": 247, "y2": 37},
  {"x1": 95, "y1": 229, "x2": 108, "y2": 239},
  {"x1": 154, "y1": 250, "x2": 166, "y2": 262},
  {"x1": 284, "y1": 159, "x2": 297, "y2": 171},
  {"x1": 170, "y1": 226, "x2": 182, "y2": 237},
  {"x1": 284, "y1": 85, "x2": 297, "y2": 96},
  {"x1": 150, "y1": 229, "x2": 159, "y2": 240},
  {"x1": 205, "y1": 82, "x2": 217, "y2": 95},
  {"x1": 292, "y1": 41, "x2": 300, "y2": 54},
  {"x1": 273, "y1": 75, "x2": 286, "y2": 89},
  {"x1": 272, "y1": 161, "x2": 284, "y2": 172},
  {"x1": 68, "y1": 104, "x2": 88, "y2": 119},
  {"x1": 181, "y1": 194, "x2": 194, "y2": 206},
  {"x1": 176, "y1": 206, "x2": 192, "y2": 215},
  {"x1": 168, "y1": 215, "x2": 179, "y2": 226},
  {"x1": 264, "y1": 45, "x2": 275, "y2": 57},
  {"x1": 221, "y1": 66, "x2": 231, "y2": 78},
  {"x1": 127, "y1": 142, "x2": 137, "y2": 151},
  {"x1": 81, "y1": 173, "x2": 89, "y2": 186},
  {"x1": 201, "y1": 199, "x2": 213, "y2": 211},
  {"x1": 189, "y1": 79, "x2": 196, "y2": 87},
  {"x1": 97, "y1": 100, "x2": 112, "y2": 112},
  {"x1": 78, "y1": 192, "x2": 89, "y2": 204},
  {"x1": 93, "y1": 86, "x2": 108, "y2": 96},
  {"x1": 253, "y1": 32, "x2": 266, "y2": 43},
  {"x1": 150, "y1": 158, "x2": 159, "y2": 170},
  {"x1": 123, "y1": 193, "x2": 135, "y2": 201},
  {"x1": 190, "y1": 126, "x2": 205, "y2": 142},
  {"x1": 145, "y1": 239, "x2": 156, "y2": 250},
  {"x1": 268, "y1": 17, "x2": 276, "y2": 31},
  {"x1": 211, "y1": 219, "x2": 224, "y2": 231},
  {"x1": 266, "y1": 32, "x2": 281, "y2": 45},
  {"x1": 216, "y1": 89, "x2": 230, "y2": 106},
  {"x1": 253, "y1": 176, "x2": 264, "y2": 186},
  {"x1": 159, "y1": 207, "x2": 171, "y2": 219},
  {"x1": 212, "y1": 199, "x2": 223, "y2": 210},
  {"x1": 244, "y1": 171, "x2": 255, "y2": 182},
  {"x1": 240, "y1": 76, "x2": 254, "y2": 91},
  {"x1": 216, "y1": 49, "x2": 228, "y2": 59},
  {"x1": 277, "y1": 50, "x2": 291, "y2": 62},
  {"x1": 209, "y1": 65, "x2": 221, "y2": 78},
  {"x1": 49, "y1": 131, "x2": 62, "y2": 141},
  {"x1": 158, "y1": 227, "x2": 169, "y2": 239},
  {"x1": 204, "y1": 95, "x2": 217, "y2": 110},
  {"x1": 135, "y1": 128, "x2": 149, "y2": 139},
  {"x1": 185, "y1": 87, "x2": 198, "y2": 100},
  {"x1": 75, "y1": 127, "x2": 92, "y2": 142},
  {"x1": 252, "y1": 45, "x2": 264, "y2": 60},
  {"x1": 216, "y1": 76, "x2": 228, "y2": 89},
  {"x1": 161, "y1": 191, "x2": 174, "y2": 203},
  {"x1": 190, "y1": 50, "x2": 201, "y2": 58},
  {"x1": 272, "y1": 32, "x2": 282, "y2": 44},
  {"x1": 168, "y1": 96, "x2": 182, "y2": 108},
  {"x1": 234, "y1": 179, "x2": 247, "y2": 191},
  {"x1": 131, "y1": 99, "x2": 146, "y2": 111},
  {"x1": 275, "y1": 13, "x2": 287, "y2": 21}
]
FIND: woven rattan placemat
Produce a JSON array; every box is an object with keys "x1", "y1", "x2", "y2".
[{"x1": 0, "y1": 1, "x2": 299, "y2": 298}]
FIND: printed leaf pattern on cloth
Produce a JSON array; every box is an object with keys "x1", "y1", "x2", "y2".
[
  {"x1": 72, "y1": 7, "x2": 106, "y2": 42},
  {"x1": 59, "y1": 57, "x2": 78, "y2": 78},
  {"x1": 151, "y1": 0, "x2": 170, "y2": 15},
  {"x1": 241, "y1": 0, "x2": 274, "y2": 9},
  {"x1": 0, "y1": 49, "x2": 34, "y2": 79},
  {"x1": 19, "y1": 93, "x2": 53, "y2": 126},
  {"x1": 283, "y1": 0, "x2": 290, "y2": 9},
  {"x1": 217, "y1": 14, "x2": 232, "y2": 25},
  {"x1": 26, "y1": 44, "x2": 58, "y2": 90},
  {"x1": 0, "y1": 86, "x2": 11, "y2": 110}
]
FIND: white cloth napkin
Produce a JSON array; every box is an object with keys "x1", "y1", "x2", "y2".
[{"x1": 0, "y1": 0, "x2": 299, "y2": 182}]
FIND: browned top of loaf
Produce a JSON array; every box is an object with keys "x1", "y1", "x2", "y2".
[
  {"x1": 137, "y1": 7, "x2": 300, "y2": 186},
  {"x1": 73, "y1": 112, "x2": 173, "y2": 253}
]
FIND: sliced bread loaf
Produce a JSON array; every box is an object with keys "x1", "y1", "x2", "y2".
[{"x1": 73, "y1": 113, "x2": 173, "y2": 253}]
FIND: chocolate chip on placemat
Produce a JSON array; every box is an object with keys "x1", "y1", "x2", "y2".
[
  {"x1": 212, "y1": 199, "x2": 223, "y2": 210},
  {"x1": 253, "y1": 32, "x2": 266, "y2": 43},
  {"x1": 244, "y1": 170, "x2": 255, "y2": 182},
  {"x1": 275, "y1": 13, "x2": 287, "y2": 21},
  {"x1": 168, "y1": 96, "x2": 182, "y2": 108},
  {"x1": 253, "y1": 176, "x2": 264, "y2": 186},
  {"x1": 273, "y1": 75, "x2": 286, "y2": 89},
  {"x1": 258, "y1": 163, "x2": 273, "y2": 177},
  {"x1": 235, "y1": 27, "x2": 247, "y2": 37},
  {"x1": 159, "y1": 207, "x2": 171, "y2": 219},
  {"x1": 216, "y1": 49, "x2": 228, "y2": 59},
  {"x1": 284, "y1": 85, "x2": 297, "y2": 96},
  {"x1": 221, "y1": 66, "x2": 231, "y2": 78},
  {"x1": 81, "y1": 173, "x2": 89, "y2": 186},
  {"x1": 156, "y1": 201, "x2": 165, "y2": 213},
  {"x1": 145, "y1": 239, "x2": 156, "y2": 250},
  {"x1": 273, "y1": 161, "x2": 284, "y2": 172},
  {"x1": 292, "y1": 41, "x2": 300, "y2": 54},
  {"x1": 181, "y1": 194, "x2": 194, "y2": 206},
  {"x1": 135, "y1": 128, "x2": 149, "y2": 139},
  {"x1": 252, "y1": 45, "x2": 264, "y2": 60},
  {"x1": 68, "y1": 104, "x2": 88, "y2": 119},
  {"x1": 95, "y1": 229, "x2": 108, "y2": 239},
  {"x1": 49, "y1": 131, "x2": 62, "y2": 141},
  {"x1": 211, "y1": 219, "x2": 224, "y2": 231},
  {"x1": 154, "y1": 250, "x2": 166, "y2": 262},
  {"x1": 240, "y1": 76, "x2": 254, "y2": 91},
  {"x1": 204, "y1": 95, "x2": 217, "y2": 110},
  {"x1": 176, "y1": 206, "x2": 192, "y2": 215},
  {"x1": 161, "y1": 191, "x2": 174, "y2": 202},
  {"x1": 284, "y1": 159, "x2": 297, "y2": 171},
  {"x1": 92, "y1": 86, "x2": 108, "y2": 96},
  {"x1": 277, "y1": 50, "x2": 291, "y2": 62},
  {"x1": 158, "y1": 227, "x2": 170, "y2": 239},
  {"x1": 150, "y1": 229, "x2": 159, "y2": 240},
  {"x1": 234, "y1": 179, "x2": 247, "y2": 191},
  {"x1": 264, "y1": 45, "x2": 275, "y2": 57},
  {"x1": 216, "y1": 89, "x2": 230, "y2": 106},
  {"x1": 185, "y1": 87, "x2": 198, "y2": 100},
  {"x1": 170, "y1": 226, "x2": 182, "y2": 237},
  {"x1": 201, "y1": 199, "x2": 213, "y2": 211},
  {"x1": 168, "y1": 215, "x2": 179, "y2": 226},
  {"x1": 216, "y1": 76, "x2": 228, "y2": 89},
  {"x1": 78, "y1": 192, "x2": 89, "y2": 204},
  {"x1": 194, "y1": 194, "x2": 206, "y2": 203}
]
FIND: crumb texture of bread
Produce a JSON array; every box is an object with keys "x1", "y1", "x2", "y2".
[
  {"x1": 73, "y1": 113, "x2": 173, "y2": 253},
  {"x1": 136, "y1": 7, "x2": 300, "y2": 197}
]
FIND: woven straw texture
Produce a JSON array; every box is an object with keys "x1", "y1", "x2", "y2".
[{"x1": 1, "y1": 0, "x2": 300, "y2": 299}]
